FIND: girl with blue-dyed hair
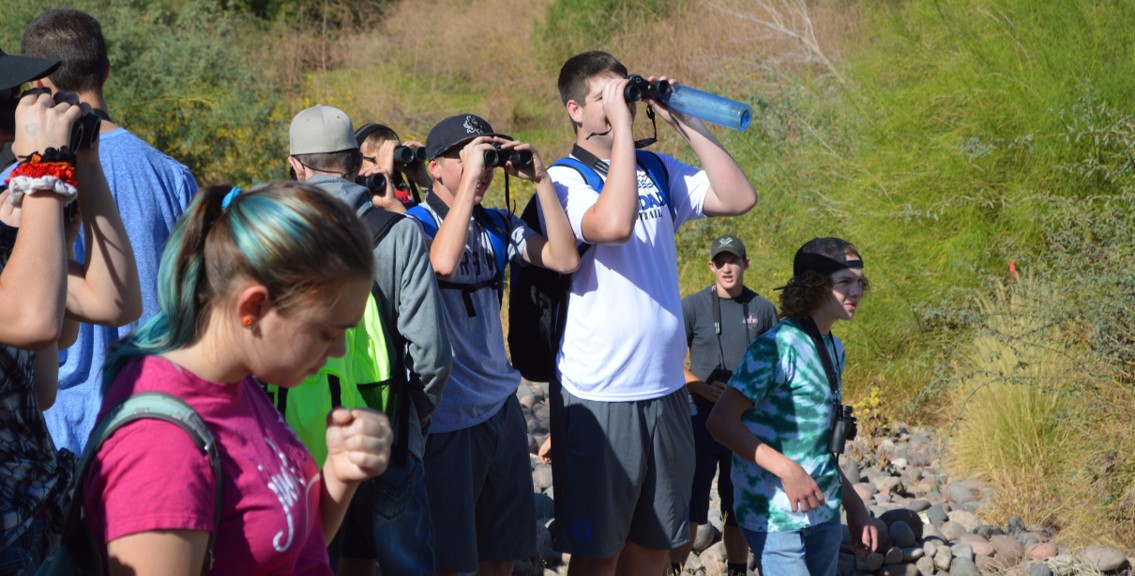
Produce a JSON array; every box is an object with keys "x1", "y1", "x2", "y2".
[{"x1": 82, "y1": 181, "x2": 393, "y2": 575}]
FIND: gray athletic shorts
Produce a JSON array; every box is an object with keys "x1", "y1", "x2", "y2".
[
  {"x1": 424, "y1": 395, "x2": 536, "y2": 572},
  {"x1": 549, "y1": 382, "x2": 695, "y2": 558}
]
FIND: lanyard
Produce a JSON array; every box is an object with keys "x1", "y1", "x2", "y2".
[
  {"x1": 798, "y1": 316, "x2": 842, "y2": 403},
  {"x1": 710, "y1": 285, "x2": 752, "y2": 370}
]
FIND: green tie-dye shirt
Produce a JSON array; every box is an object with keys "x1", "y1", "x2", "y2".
[{"x1": 728, "y1": 318, "x2": 843, "y2": 532}]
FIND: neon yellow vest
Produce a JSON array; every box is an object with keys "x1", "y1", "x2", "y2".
[{"x1": 264, "y1": 293, "x2": 394, "y2": 464}]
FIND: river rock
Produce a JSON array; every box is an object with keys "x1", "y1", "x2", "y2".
[
  {"x1": 881, "y1": 508, "x2": 924, "y2": 540},
  {"x1": 889, "y1": 520, "x2": 918, "y2": 548},
  {"x1": 949, "y1": 557, "x2": 980, "y2": 576},
  {"x1": 947, "y1": 483, "x2": 976, "y2": 505},
  {"x1": 955, "y1": 533, "x2": 993, "y2": 557},
  {"x1": 1025, "y1": 563, "x2": 1054, "y2": 576},
  {"x1": 1077, "y1": 545, "x2": 1130, "y2": 572},
  {"x1": 1026, "y1": 541, "x2": 1058, "y2": 560},
  {"x1": 916, "y1": 555, "x2": 935, "y2": 576},
  {"x1": 940, "y1": 521, "x2": 967, "y2": 542},
  {"x1": 947, "y1": 510, "x2": 981, "y2": 532},
  {"x1": 951, "y1": 543, "x2": 974, "y2": 562},
  {"x1": 990, "y1": 534, "x2": 1024, "y2": 567},
  {"x1": 881, "y1": 563, "x2": 920, "y2": 576},
  {"x1": 926, "y1": 504, "x2": 949, "y2": 526}
]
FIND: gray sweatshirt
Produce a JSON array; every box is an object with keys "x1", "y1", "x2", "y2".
[{"x1": 307, "y1": 175, "x2": 452, "y2": 458}]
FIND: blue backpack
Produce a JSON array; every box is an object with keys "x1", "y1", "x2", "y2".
[
  {"x1": 507, "y1": 149, "x2": 672, "y2": 382},
  {"x1": 407, "y1": 194, "x2": 510, "y2": 316}
]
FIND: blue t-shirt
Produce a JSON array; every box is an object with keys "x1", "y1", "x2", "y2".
[
  {"x1": 2, "y1": 128, "x2": 196, "y2": 455},
  {"x1": 408, "y1": 198, "x2": 534, "y2": 433}
]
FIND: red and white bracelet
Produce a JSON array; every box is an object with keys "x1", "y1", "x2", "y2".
[{"x1": 4, "y1": 149, "x2": 79, "y2": 206}]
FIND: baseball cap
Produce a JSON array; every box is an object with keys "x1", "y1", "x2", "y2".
[
  {"x1": 0, "y1": 48, "x2": 60, "y2": 92},
  {"x1": 289, "y1": 105, "x2": 357, "y2": 156},
  {"x1": 793, "y1": 237, "x2": 863, "y2": 277},
  {"x1": 425, "y1": 113, "x2": 508, "y2": 160},
  {"x1": 710, "y1": 234, "x2": 746, "y2": 260}
]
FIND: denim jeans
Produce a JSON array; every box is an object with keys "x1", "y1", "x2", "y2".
[
  {"x1": 331, "y1": 455, "x2": 435, "y2": 576},
  {"x1": 0, "y1": 516, "x2": 50, "y2": 576},
  {"x1": 742, "y1": 519, "x2": 842, "y2": 576},
  {"x1": 369, "y1": 455, "x2": 434, "y2": 575}
]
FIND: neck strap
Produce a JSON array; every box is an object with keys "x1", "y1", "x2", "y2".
[
  {"x1": 710, "y1": 286, "x2": 753, "y2": 370},
  {"x1": 798, "y1": 316, "x2": 841, "y2": 400}
]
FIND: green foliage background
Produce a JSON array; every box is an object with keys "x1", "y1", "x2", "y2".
[{"x1": 5, "y1": 0, "x2": 1134, "y2": 547}]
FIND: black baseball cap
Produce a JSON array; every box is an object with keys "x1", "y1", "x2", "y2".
[
  {"x1": 0, "y1": 48, "x2": 60, "y2": 92},
  {"x1": 793, "y1": 237, "x2": 863, "y2": 277},
  {"x1": 425, "y1": 113, "x2": 508, "y2": 160},
  {"x1": 710, "y1": 234, "x2": 747, "y2": 260}
]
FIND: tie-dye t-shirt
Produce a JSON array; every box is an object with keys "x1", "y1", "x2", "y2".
[{"x1": 727, "y1": 318, "x2": 844, "y2": 533}]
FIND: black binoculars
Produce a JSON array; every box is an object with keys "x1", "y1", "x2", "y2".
[
  {"x1": 483, "y1": 144, "x2": 532, "y2": 169},
  {"x1": 624, "y1": 74, "x2": 671, "y2": 103},
  {"x1": 394, "y1": 145, "x2": 426, "y2": 164},
  {"x1": 0, "y1": 89, "x2": 101, "y2": 149},
  {"x1": 828, "y1": 404, "x2": 858, "y2": 455},
  {"x1": 356, "y1": 172, "x2": 388, "y2": 195}
]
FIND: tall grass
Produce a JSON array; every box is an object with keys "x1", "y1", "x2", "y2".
[{"x1": 945, "y1": 277, "x2": 1135, "y2": 548}]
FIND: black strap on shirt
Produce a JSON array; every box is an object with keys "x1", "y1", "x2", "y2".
[
  {"x1": 798, "y1": 316, "x2": 841, "y2": 401},
  {"x1": 571, "y1": 144, "x2": 608, "y2": 176},
  {"x1": 709, "y1": 285, "x2": 753, "y2": 371},
  {"x1": 424, "y1": 192, "x2": 506, "y2": 317}
]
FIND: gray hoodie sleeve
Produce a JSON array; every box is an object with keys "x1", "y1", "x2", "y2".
[{"x1": 374, "y1": 217, "x2": 452, "y2": 423}]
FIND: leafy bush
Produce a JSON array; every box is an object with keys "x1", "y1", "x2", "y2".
[{"x1": 4, "y1": 0, "x2": 289, "y2": 186}]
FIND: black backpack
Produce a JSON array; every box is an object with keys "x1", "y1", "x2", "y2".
[{"x1": 507, "y1": 149, "x2": 671, "y2": 382}]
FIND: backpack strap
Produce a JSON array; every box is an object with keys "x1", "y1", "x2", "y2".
[
  {"x1": 66, "y1": 392, "x2": 223, "y2": 574},
  {"x1": 361, "y1": 206, "x2": 405, "y2": 246},
  {"x1": 406, "y1": 203, "x2": 438, "y2": 238},
  {"x1": 409, "y1": 193, "x2": 510, "y2": 315},
  {"x1": 634, "y1": 150, "x2": 674, "y2": 220},
  {"x1": 361, "y1": 208, "x2": 412, "y2": 467},
  {"x1": 474, "y1": 207, "x2": 510, "y2": 298},
  {"x1": 552, "y1": 149, "x2": 675, "y2": 223}
]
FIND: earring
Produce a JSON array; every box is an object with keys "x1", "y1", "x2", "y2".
[{"x1": 242, "y1": 315, "x2": 255, "y2": 328}]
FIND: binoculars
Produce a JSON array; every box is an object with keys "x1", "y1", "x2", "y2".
[
  {"x1": 828, "y1": 404, "x2": 858, "y2": 455},
  {"x1": 0, "y1": 89, "x2": 101, "y2": 149},
  {"x1": 356, "y1": 172, "x2": 388, "y2": 195},
  {"x1": 483, "y1": 144, "x2": 532, "y2": 169},
  {"x1": 394, "y1": 145, "x2": 426, "y2": 165},
  {"x1": 624, "y1": 74, "x2": 671, "y2": 102}
]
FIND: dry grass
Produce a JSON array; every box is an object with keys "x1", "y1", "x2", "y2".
[{"x1": 945, "y1": 277, "x2": 1135, "y2": 551}]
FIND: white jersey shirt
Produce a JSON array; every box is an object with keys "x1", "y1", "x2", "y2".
[{"x1": 549, "y1": 152, "x2": 709, "y2": 401}]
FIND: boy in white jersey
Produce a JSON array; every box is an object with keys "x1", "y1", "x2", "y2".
[{"x1": 544, "y1": 50, "x2": 757, "y2": 576}]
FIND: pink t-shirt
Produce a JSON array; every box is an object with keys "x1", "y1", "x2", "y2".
[{"x1": 83, "y1": 356, "x2": 332, "y2": 575}]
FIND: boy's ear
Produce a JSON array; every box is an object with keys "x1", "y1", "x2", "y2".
[
  {"x1": 427, "y1": 158, "x2": 442, "y2": 181},
  {"x1": 566, "y1": 99, "x2": 584, "y2": 125}
]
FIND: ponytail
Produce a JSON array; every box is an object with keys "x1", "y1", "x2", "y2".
[{"x1": 103, "y1": 182, "x2": 374, "y2": 392}]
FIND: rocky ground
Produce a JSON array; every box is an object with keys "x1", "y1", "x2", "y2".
[{"x1": 512, "y1": 380, "x2": 1134, "y2": 576}]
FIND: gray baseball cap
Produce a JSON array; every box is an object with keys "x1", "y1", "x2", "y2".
[
  {"x1": 0, "y1": 48, "x2": 59, "y2": 92},
  {"x1": 289, "y1": 105, "x2": 357, "y2": 156},
  {"x1": 710, "y1": 234, "x2": 747, "y2": 260}
]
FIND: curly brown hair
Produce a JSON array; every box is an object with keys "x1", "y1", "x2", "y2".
[{"x1": 779, "y1": 247, "x2": 870, "y2": 320}]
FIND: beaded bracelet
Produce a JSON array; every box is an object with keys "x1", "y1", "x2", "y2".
[{"x1": 5, "y1": 148, "x2": 79, "y2": 206}]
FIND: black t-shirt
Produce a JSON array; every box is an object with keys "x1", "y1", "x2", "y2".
[{"x1": 682, "y1": 285, "x2": 778, "y2": 403}]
